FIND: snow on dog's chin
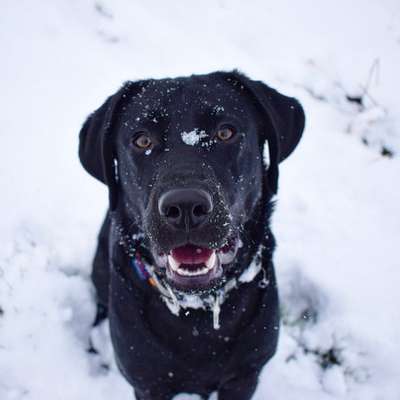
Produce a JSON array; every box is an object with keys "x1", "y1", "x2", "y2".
[{"x1": 155, "y1": 239, "x2": 241, "y2": 291}]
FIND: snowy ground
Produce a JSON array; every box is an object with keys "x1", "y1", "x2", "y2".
[{"x1": 1, "y1": 1, "x2": 400, "y2": 399}]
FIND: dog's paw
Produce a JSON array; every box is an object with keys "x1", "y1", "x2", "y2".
[{"x1": 172, "y1": 394, "x2": 204, "y2": 400}]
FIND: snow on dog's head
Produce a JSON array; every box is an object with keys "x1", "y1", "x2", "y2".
[{"x1": 181, "y1": 128, "x2": 208, "y2": 146}]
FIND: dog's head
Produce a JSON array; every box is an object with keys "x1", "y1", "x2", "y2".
[{"x1": 79, "y1": 71, "x2": 304, "y2": 292}]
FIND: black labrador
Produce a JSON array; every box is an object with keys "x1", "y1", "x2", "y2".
[{"x1": 79, "y1": 71, "x2": 305, "y2": 400}]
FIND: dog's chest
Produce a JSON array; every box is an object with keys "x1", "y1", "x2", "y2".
[{"x1": 109, "y1": 264, "x2": 278, "y2": 389}]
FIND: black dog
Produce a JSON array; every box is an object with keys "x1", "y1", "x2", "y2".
[{"x1": 79, "y1": 71, "x2": 305, "y2": 399}]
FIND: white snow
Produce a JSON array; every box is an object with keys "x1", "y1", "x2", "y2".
[
  {"x1": 213, "y1": 105, "x2": 225, "y2": 114},
  {"x1": 238, "y1": 246, "x2": 263, "y2": 283},
  {"x1": 1, "y1": 0, "x2": 400, "y2": 399},
  {"x1": 181, "y1": 129, "x2": 208, "y2": 146}
]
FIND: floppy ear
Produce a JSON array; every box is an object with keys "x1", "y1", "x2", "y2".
[
  {"x1": 233, "y1": 72, "x2": 305, "y2": 194},
  {"x1": 79, "y1": 82, "x2": 136, "y2": 210}
]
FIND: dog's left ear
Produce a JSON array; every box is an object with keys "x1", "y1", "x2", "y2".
[
  {"x1": 233, "y1": 72, "x2": 305, "y2": 194},
  {"x1": 79, "y1": 81, "x2": 142, "y2": 211}
]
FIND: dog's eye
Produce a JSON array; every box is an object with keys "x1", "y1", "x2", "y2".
[
  {"x1": 133, "y1": 133, "x2": 152, "y2": 150},
  {"x1": 216, "y1": 125, "x2": 236, "y2": 142}
]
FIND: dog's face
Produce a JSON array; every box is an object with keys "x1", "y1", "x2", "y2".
[
  {"x1": 116, "y1": 77, "x2": 264, "y2": 290},
  {"x1": 79, "y1": 71, "x2": 304, "y2": 292}
]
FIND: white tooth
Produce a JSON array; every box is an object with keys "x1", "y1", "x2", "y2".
[
  {"x1": 176, "y1": 265, "x2": 210, "y2": 277},
  {"x1": 177, "y1": 267, "x2": 190, "y2": 276},
  {"x1": 195, "y1": 266, "x2": 208, "y2": 276},
  {"x1": 205, "y1": 251, "x2": 217, "y2": 269},
  {"x1": 168, "y1": 255, "x2": 181, "y2": 271}
]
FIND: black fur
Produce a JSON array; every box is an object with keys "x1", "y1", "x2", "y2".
[{"x1": 79, "y1": 71, "x2": 305, "y2": 399}]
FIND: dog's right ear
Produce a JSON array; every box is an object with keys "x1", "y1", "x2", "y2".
[
  {"x1": 231, "y1": 71, "x2": 305, "y2": 195},
  {"x1": 79, "y1": 81, "x2": 144, "y2": 210}
]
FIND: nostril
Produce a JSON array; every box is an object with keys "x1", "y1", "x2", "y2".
[
  {"x1": 192, "y1": 204, "x2": 209, "y2": 218},
  {"x1": 166, "y1": 205, "x2": 181, "y2": 220}
]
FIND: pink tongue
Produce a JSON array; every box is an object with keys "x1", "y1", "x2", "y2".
[{"x1": 171, "y1": 245, "x2": 213, "y2": 264}]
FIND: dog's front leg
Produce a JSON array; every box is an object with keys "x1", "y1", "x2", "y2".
[
  {"x1": 218, "y1": 370, "x2": 260, "y2": 400},
  {"x1": 134, "y1": 389, "x2": 210, "y2": 400},
  {"x1": 133, "y1": 388, "x2": 175, "y2": 400},
  {"x1": 91, "y1": 211, "x2": 112, "y2": 318}
]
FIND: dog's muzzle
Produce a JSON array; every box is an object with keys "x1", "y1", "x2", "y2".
[{"x1": 145, "y1": 182, "x2": 237, "y2": 291}]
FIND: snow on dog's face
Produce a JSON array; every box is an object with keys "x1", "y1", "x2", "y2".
[{"x1": 79, "y1": 71, "x2": 305, "y2": 292}]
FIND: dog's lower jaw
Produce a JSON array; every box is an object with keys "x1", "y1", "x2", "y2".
[{"x1": 149, "y1": 237, "x2": 242, "y2": 292}]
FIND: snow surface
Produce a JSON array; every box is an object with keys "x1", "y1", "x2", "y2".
[{"x1": 1, "y1": 0, "x2": 400, "y2": 399}]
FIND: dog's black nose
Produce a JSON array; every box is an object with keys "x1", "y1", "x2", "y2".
[{"x1": 158, "y1": 189, "x2": 213, "y2": 230}]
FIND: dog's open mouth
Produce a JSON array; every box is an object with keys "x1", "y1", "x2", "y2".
[{"x1": 158, "y1": 238, "x2": 241, "y2": 290}]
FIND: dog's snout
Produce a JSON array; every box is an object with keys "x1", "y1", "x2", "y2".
[{"x1": 158, "y1": 189, "x2": 213, "y2": 230}]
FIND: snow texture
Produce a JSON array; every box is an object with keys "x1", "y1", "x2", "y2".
[
  {"x1": 1, "y1": 0, "x2": 400, "y2": 399},
  {"x1": 181, "y1": 129, "x2": 208, "y2": 146}
]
